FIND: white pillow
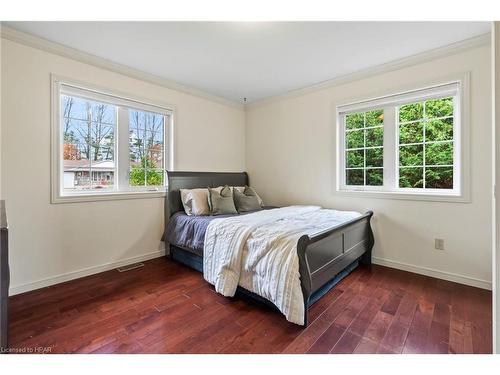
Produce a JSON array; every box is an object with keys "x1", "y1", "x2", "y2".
[{"x1": 180, "y1": 188, "x2": 210, "y2": 216}]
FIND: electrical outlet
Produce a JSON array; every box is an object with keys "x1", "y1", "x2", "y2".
[{"x1": 434, "y1": 238, "x2": 445, "y2": 250}]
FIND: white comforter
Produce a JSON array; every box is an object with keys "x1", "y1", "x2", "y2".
[{"x1": 203, "y1": 205, "x2": 361, "y2": 325}]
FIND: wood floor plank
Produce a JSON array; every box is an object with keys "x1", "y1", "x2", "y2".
[
  {"x1": 7, "y1": 258, "x2": 492, "y2": 354},
  {"x1": 409, "y1": 298, "x2": 435, "y2": 333},
  {"x1": 184, "y1": 303, "x2": 256, "y2": 353},
  {"x1": 379, "y1": 321, "x2": 409, "y2": 353},
  {"x1": 377, "y1": 345, "x2": 398, "y2": 354},
  {"x1": 330, "y1": 331, "x2": 362, "y2": 354},
  {"x1": 402, "y1": 326, "x2": 428, "y2": 354},
  {"x1": 381, "y1": 291, "x2": 404, "y2": 316},
  {"x1": 364, "y1": 310, "x2": 394, "y2": 343},
  {"x1": 348, "y1": 287, "x2": 390, "y2": 337},
  {"x1": 307, "y1": 293, "x2": 371, "y2": 354},
  {"x1": 281, "y1": 289, "x2": 356, "y2": 353},
  {"x1": 307, "y1": 289, "x2": 343, "y2": 323},
  {"x1": 425, "y1": 321, "x2": 450, "y2": 354},
  {"x1": 219, "y1": 310, "x2": 302, "y2": 354},
  {"x1": 334, "y1": 294, "x2": 370, "y2": 330},
  {"x1": 392, "y1": 293, "x2": 418, "y2": 327},
  {"x1": 449, "y1": 283, "x2": 468, "y2": 354},
  {"x1": 354, "y1": 337, "x2": 379, "y2": 354},
  {"x1": 307, "y1": 323, "x2": 345, "y2": 354}
]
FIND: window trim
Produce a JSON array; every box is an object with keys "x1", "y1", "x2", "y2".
[
  {"x1": 51, "y1": 74, "x2": 175, "y2": 204},
  {"x1": 335, "y1": 73, "x2": 470, "y2": 203}
]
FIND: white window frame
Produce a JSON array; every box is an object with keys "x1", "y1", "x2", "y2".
[
  {"x1": 335, "y1": 73, "x2": 470, "y2": 203},
  {"x1": 51, "y1": 75, "x2": 175, "y2": 203}
]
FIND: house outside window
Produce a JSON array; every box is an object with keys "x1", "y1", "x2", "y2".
[{"x1": 52, "y1": 76, "x2": 174, "y2": 203}]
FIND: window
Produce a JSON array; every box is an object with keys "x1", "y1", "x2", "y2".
[
  {"x1": 52, "y1": 77, "x2": 173, "y2": 203},
  {"x1": 61, "y1": 95, "x2": 117, "y2": 191},
  {"x1": 345, "y1": 109, "x2": 384, "y2": 187},
  {"x1": 337, "y1": 78, "x2": 468, "y2": 201},
  {"x1": 398, "y1": 98, "x2": 454, "y2": 190},
  {"x1": 128, "y1": 109, "x2": 166, "y2": 188}
]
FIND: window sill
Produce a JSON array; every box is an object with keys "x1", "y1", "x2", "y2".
[
  {"x1": 336, "y1": 189, "x2": 470, "y2": 203},
  {"x1": 52, "y1": 189, "x2": 167, "y2": 204}
]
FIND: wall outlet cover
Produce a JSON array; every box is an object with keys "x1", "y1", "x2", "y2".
[{"x1": 434, "y1": 238, "x2": 445, "y2": 250}]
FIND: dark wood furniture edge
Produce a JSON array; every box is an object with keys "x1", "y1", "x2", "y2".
[
  {"x1": 165, "y1": 171, "x2": 374, "y2": 326},
  {"x1": 0, "y1": 200, "x2": 9, "y2": 352}
]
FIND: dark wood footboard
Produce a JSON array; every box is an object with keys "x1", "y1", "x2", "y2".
[{"x1": 297, "y1": 211, "x2": 374, "y2": 326}]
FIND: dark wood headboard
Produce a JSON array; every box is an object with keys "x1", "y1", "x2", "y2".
[{"x1": 166, "y1": 171, "x2": 248, "y2": 217}]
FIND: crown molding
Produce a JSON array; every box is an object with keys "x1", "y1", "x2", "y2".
[
  {"x1": 246, "y1": 32, "x2": 491, "y2": 110},
  {"x1": 0, "y1": 25, "x2": 491, "y2": 112},
  {"x1": 0, "y1": 25, "x2": 244, "y2": 110}
]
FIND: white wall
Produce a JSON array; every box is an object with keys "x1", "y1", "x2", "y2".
[
  {"x1": 246, "y1": 44, "x2": 492, "y2": 289},
  {"x1": 1, "y1": 38, "x2": 246, "y2": 294}
]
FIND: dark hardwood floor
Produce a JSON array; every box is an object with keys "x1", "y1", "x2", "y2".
[{"x1": 8, "y1": 257, "x2": 492, "y2": 354}]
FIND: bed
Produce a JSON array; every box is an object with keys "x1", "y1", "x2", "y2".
[{"x1": 164, "y1": 171, "x2": 374, "y2": 326}]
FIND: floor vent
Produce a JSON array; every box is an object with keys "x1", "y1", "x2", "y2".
[{"x1": 116, "y1": 262, "x2": 145, "y2": 272}]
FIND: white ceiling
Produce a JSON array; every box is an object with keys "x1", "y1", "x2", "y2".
[{"x1": 5, "y1": 22, "x2": 491, "y2": 103}]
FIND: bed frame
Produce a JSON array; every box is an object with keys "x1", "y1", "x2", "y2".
[{"x1": 165, "y1": 171, "x2": 374, "y2": 326}]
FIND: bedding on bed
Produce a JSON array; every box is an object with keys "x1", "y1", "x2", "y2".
[
  {"x1": 165, "y1": 212, "x2": 236, "y2": 253},
  {"x1": 203, "y1": 206, "x2": 361, "y2": 325},
  {"x1": 165, "y1": 208, "x2": 270, "y2": 252}
]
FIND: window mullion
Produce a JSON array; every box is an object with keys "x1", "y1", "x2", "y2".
[
  {"x1": 363, "y1": 113, "x2": 366, "y2": 187},
  {"x1": 452, "y1": 95, "x2": 461, "y2": 195},
  {"x1": 117, "y1": 107, "x2": 130, "y2": 191},
  {"x1": 88, "y1": 105, "x2": 93, "y2": 190},
  {"x1": 338, "y1": 114, "x2": 346, "y2": 190},
  {"x1": 423, "y1": 101, "x2": 427, "y2": 189},
  {"x1": 141, "y1": 121, "x2": 146, "y2": 187},
  {"x1": 383, "y1": 107, "x2": 396, "y2": 191}
]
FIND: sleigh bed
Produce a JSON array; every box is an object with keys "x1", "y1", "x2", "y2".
[{"x1": 164, "y1": 171, "x2": 374, "y2": 326}]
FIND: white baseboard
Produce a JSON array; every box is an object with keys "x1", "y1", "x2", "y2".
[
  {"x1": 9, "y1": 251, "x2": 491, "y2": 295},
  {"x1": 9, "y1": 249, "x2": 166, "y2": 296},
  {"x1": 372, "y1": 256, "x2": 492, "y2": 290}
]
